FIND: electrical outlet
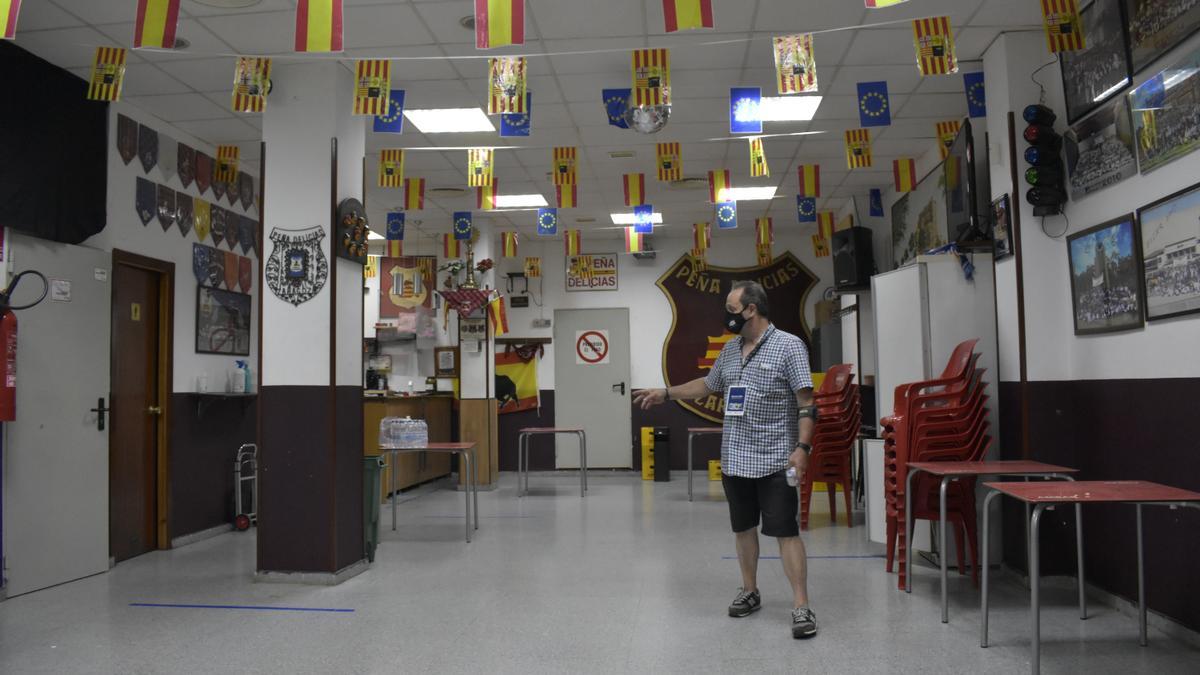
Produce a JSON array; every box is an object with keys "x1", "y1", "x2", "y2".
[{"x1": 532, "y1": 318, "x2": 551, "y2": 328}]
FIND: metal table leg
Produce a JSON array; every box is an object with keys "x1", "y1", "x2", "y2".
[
  {"x1": 904, "y1": 467, "x2": 920, "y2": 593},
  {"x1": 1059, "y1": 475, "x2": 1087, "y2": 621},
  {"x1": 578, "y1": 432, "x2": 587, "y2": 497},
  {"x1": 688, "y1": 432, "x2": 694, "y2": 502},
  {"x1": 472, "y1": 446, "x2": 479, "y2": 531},
  {"x1": 940, "y1": 476, "x2": 951, "y2": 623},
  {"x1": 981, "y1": 489, "x2": 1002, "y2": 648},
  {"x1": 518, "y1": 433, "x2": 526, "y2": 497},
  {"x1": 1030, "y1": 503, "x2": 1047, "y2": 675},
  {"x1": 391, "y1": 449, "x2": 398, "y2": 531},
  {"x1": 462, "y1": 450, "x2": 472, "y2": 543},
  {"x1": 1137, "y1": 503, "x2": 1146, "y2": 647}
]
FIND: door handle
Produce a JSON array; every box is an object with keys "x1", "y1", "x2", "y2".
[
  {"x1": 147, "y1": 406, "x2": 162, "y2": 416},
  {"x1": 612, "y1": 382, "x2": 626, "y2": 395},
  {"x1": 90, "y1": 397, "x2": 110, "y2": 432}
]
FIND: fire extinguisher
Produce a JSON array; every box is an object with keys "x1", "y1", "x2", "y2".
[{"x1": 0, "y1": 270, "x2": 49, "y2": 422}]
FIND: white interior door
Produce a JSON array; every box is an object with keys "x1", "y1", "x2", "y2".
[
  {"x1": 2, "y1": 232, "x2": 111, "y2": 596},
  {"x1": 553, "y1": 308, "x2": 631, "y2": 469}
]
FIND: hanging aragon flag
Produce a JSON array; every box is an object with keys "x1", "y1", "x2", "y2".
[
  {"x1": 632, "y1": 49, "x2": 671, "y2": 106},
  {"x1": 749, "y1": 137, "x2": 769, "y2": 177},
  {"x1": 556, "y1": 184, "x2": 578, "y2": 209},
  {"x1": 773, "y1": 34, "x2": 818, "y2": 95},
  {"x1": 133, "y1": 0, "x2": 181, "y2": 49},
  {"x1": 690, "y1": 248, "x2": 708, "y2": 272},
  {"x1": 1041, "y1": 0, "x2": 1085, "y2": 53},
  {"x1": 487, "y1": 295, "x2": 509, "y2": 336},
  {"x1": 501, "y1": 231, "x2": 518, "y2": 257},
  {"x1": 295, "y1": 0, "x2": 343, "y2": 53},
  {"x1": 936, "y1": 120, "x2": 962, "y2": 159},
  {"x1": 708, "y1": 169, "x2": 731, "y2": 203},
  {"x1": 87, "y1": 47, "x2": 127, "y2": 101},
  {"x1": 354, "y1": 59, "x2": 391, "y2": 116},
  {"x1": 403, "y1": 178, "x2": 425, "y2": 210},
  {"x1": 756, "y1": 243, "x2": 772, "y2": 266},
  {"x1": 893, "y1": 158, "x2": 917, "y2": 192},
  {"x1": 624, "y1": 227, "x2": 645, "y2": 253},
  {"x1": 231, "y1": 57, "x2": 271, "y2": 112},
  {"x1": 812, "y1": 234, "x2": 829, "y2": 257},
  {"x1": 468, "y1": 148, "x2": 494, "y2": 187},
  {"x1": 475, "y1": 0, "x2": 524, "y2": 50},
  {"x1": 553, "y1": 147, "x2": 577, "y2": 185},
  {"x1": 912, "y1": 17, "x2": 957, "y2": 76},
  {"x1": 2, "y1": 0, "x2": 23, "y2": 40},
  {"x1": 379, "y1": 149, "x2": 404, "y2": 188},
  {"x1": 487, "y1": 57, "x2": 527, "y2": 114},
  {"x1": 657, "y1": 143, "x2": 682, "y2": 181},
  {"x1": 693, "y1": 222, "x2": 711, "y2": 251},
  {"x1": 564, "y1": 229, "x2": 582, "y2": 256},
  {"x1": 662, "y1": 0, "x2": 713, "y2": 33},
  {"x1": 623, "y1": 173, "x2": 646, "y2": 206},
  {"x1": 215, "y1": 145, "x2": 239, "y2": 183},
  {"x1": 477, "y1": 181, "x2": 499, "y2": 210},
  {"x1": 524, "y1": 257, "x2": 542, "y2": 278},
  {"x1": 844, "y1": 129, "x2": 873, "y2": 169}
]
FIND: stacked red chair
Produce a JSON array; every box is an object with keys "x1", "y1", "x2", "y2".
[
  {"x1": 881, "y1": 339, "x2": 992, "y2": 590},
  {"x1": 800, "y1": 364, "x2": 861, "y2": 529}
]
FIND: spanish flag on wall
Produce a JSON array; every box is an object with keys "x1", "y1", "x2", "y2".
[
  {"x1": 468, "y1": 148, "x2": 494, "y2": 187},
  {"x1": 893, "y1": 158, "x2": 917, "y2": 192},
  {"x1": 557, "y1": 184, "x2": 578, "y2": 209},
  {"x1": 477, "y1": 181, "x2": 499, "y2": 210},
  {"x1": 295, "y1": 0, "x2": 343, "y2": 53},
  {"x1": 2, "y1": 0, "x2": 23, "y2": 40},
  {"x1": 865, "y1": 0, "x2": 909, "y2": 7},
  {"x1": 936, "y1": 120, "x2": 961, "y2": 159},
  {"x1": 818, "y1": 211, "x2": 835, "y2": 241},
  {"x1": 488, "y1": 57, "x2": 527, "y2": 114},
  {"x1": 87, "y1": 47, "x2": 127, "y2": 101},
  {"x1": 662, "y1": 0, "x2": 713, "y2": 33},
  {"x1": 215, "y1": 145, "x2": 239, "y2": 183},
  {"x1": 354, "y1": 59, "x2": 391, "y2": 116},
  {"x1": 912, "y1": 17, "x2": 957, "y2": 76},
  {"x1": 1041, "y1": 0, "x2": 1085, "y2": 53},
  {"x1": 475, "y1": 0, "x2": 524, "y2": 50},
  {"x1": 657, "y1": 143, "x2": 682, "y2": 182},
  {"x1": 495, "y1": 349, "x2": 538, "y2": 413},
  {"x1": 133, "y1": 0, "x2": 181, "y2": 49},
  {"x1": 231, "y1": 57, "x2": 271, "y2": 113},
  {"x1": 487, "y1": 294, "x2": 509, "y2": 336},
  {"x1": 708, "y1": 169, "x2": 731, "y2": 204},
  {"x1": 524, "y1": 257, "x2": 542, "y2": 278},
  {"x1": 564, "y1": 229, "x2": 582, "y2": 256},
  {"x1": 443, "y1": 234, "x2": 462, "y2": 259},
  {"x1": 553, "y1": 147, "x2": 577, "y2": 185},
  {"x1": 693, "y1": 222, "x2": 711, "y2": 251},
  {"x1": 798, "y1": 164, "x2": 820, "y2": 197},
  {"x1": 632, "y1": 48, "x2": 671, "y2": 106},
  {"x1": 378, "y1": 149, "x2": 404, "y2": 188},
  {"x1": 403, "y1": 178, "x2": 425, "y2": 210},
  {"x1": 773, "y1": 34, "x2": 818, "y2": 94},
  {"x1": 844, "y1": 129, "x2": 872, "y2": 169},
  {"x1": 501, "y1": 231, "x2": 518, "y2": 257},
  {"x1": 624, "y1": 227, "x2": 645, "y2": 253},
  {"x1": 623, "y1": 173, "x2": 646, "y2": 206},
  {"x1": 749, "y1": 137, "x2": 769, "y2": 177}
]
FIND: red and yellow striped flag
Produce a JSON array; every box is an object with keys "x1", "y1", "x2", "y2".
[
  {"x1": 468, "y1": 148, "x2": 493, "y2": 187},
  {"x1": 387, "y1": 235, "x2": 403, "y2": 258},
  {"x1": 556, "y1": 184, "x2": 578, "y2": 208},
  {"x1": 501, "y1": 231, "x2": 518, "y2": 257},
  {"x1": 624, "y1": 227, "x2": 645, "y2": 253},
  {"x1": 693, "y1": 222, "x2": 711, "y2": 251},
  {"x1": 87, "y1": 47, "x2": 127, "y2": 101},
  {"x1": 749, "y1": 137, "x2": 769, "y2": 177},
  {"x1": 773, "y1": 34, "x2": 818, "y2": 94},
  {"x1": 443, "y1": 234, "x2": 462, "y2": 258},
  {"x1": 662, "y1": 0, "x2": 713, "y2": 33},
  {"x1": 524, "y1": 256, "x2": 541, "y2": 278},
  {"x1": 845, "y1": 129, "x2": 872, "y2": 169},
  {"x1": 475, "y1": 0, "x2": 524, "y2": 50},
  {"x1": 487, "y1": 295, "x2": 509, "y2": 336},
  {"x1": 231, "y1": 57, "x2": 271, "y2": 112},
  {"x1": 215, "y1": 145, "x2": 239, "y2": 183},
  {"x1": 755, "y1": 217, "x2": 773, "y2": 247},
  {"x1": 378, "y1": 149, "x2": 404, "y2": 188},
  {"x1": 623, "y1": 173, "x2": 646, "y2": 206},
  {"x1": 354, "y1": 59, "x2": 391, "y2": 116},
  {"x1": 812, "y1": 234, "x2": 829, "y2": 257},
  {"x1": 564, "y1": 229, "x2": 582, "y2": 256},
  {"x1": 487, "y1": 57, "x2": 527, "y2": 114},
  {"x1": 295, "y1": 0, "x2": 343, "y2": 53},
  {"x1": 707, "y1": 169, "x2": 731, "y2": 203},
  {"x1": 403, "y1": 178, "x2": 425, "y2": 210},
  {"x1": 657, "y1": 143, "x2": 682, "y2": 182},
  {"x1": 893, "y1": 158, "x2": 917, "y2": 192},
  {"x1": 818, "y1": 211, "x2": 835, "y2": 241},
  {"x1": 936, "y1": 120, "x2": 961, "y2": 159},
  {"x1": 477, "y1": 181, "x2": 499, "y2": 210},
  {"x1": 553, "y1": 147, "x2": 577, "y2": 185},
  {"x1": 865, "y1": 0, "x2": 910, "y2": 6},
  {"x1": 912, "y1": 17, "x2": 957, "y2": 76},
  {"x1": 798, "y1": 164, "x2": 820, "y2": 197},
  {"x1": 756, "y1": 243, "x2": 772, "y2": 266},
  {"x1": 364, "y1": 256, "x2": 379, "y2": 279},
  {"x1": 2, "y1": 0, "x2": 23, "y2": 40},
  {"x1": 133, "y1": 0, "x2": 181, "y2": 49},
  {"x1": 690, "y1": 247, "x2": 708, "y2": 272},
  {"x1": 632, "y1": 48, "x2": 671, "y2": 106},
  {"x1": 1041, "y1": 0, "x2": 1085, "y2": 53}
]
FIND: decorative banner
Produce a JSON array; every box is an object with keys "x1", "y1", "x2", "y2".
[
  {"x1": 87, "y1": 47, "x2": 127, "y2": 101},
  {"x1": 386, "y1": 212, "x2": 404, "y2": 257},
  {"x1": 936, "y1": 120, "x2": 961, "y2": 159},
  {"x1": 749, "y1": 137, "x2": 769, "y2": 177},
  {"x1": 402, "y1": 178, "x2": 425, "y2": 210},
  {"x1": 266, "y1": 226, "x2": 328, "y2": 305},
  {"x1": 117, "y1": 114, "x2": 138, "y2": 165},
  {"x1": 693, "y1": 222, "x2": 711, "y2": 250},
  {"x1": 353, "y1": 59, "x2": 390, "y2": 116},
  {"x1": 812, "y1": 233, "x2": 830, "y2": 257},
  {"x1": 524, "y1": 256, "x2": 542, "y2": 277},
  {"x1": 632, "y1": 48, "x2": 671, "y2": 106},
  {"x1": 912, "y1": 17, "x2": 958, "y2": 76},
  {"x1": 556, "y1": 184, "x2": 577, "y2": 208},
  {"x1": 656, "y1": 252, "x2": 817, "y2": 423},
  {"x1": 239, "y1": 257, "x2": 252, "y2": 294},
  {"x1": 475, "y1": 0, "x2": 524, "y2": 50},
  {"x1": 156, "y1": 184, "x2": 176, "y2": 231},
  {"x1": 537, "y1": 208, "x2": 558, "y2": 235},
  {"x1": 487, "y1": 294, "x2": 509, "y2": 336},
  {"x1": 634, "y1": 204, "x2": 654, "y2": 234},
  {"x1": 193, "y1": 198, "x2": 211, "y2": 241},
  {"x1": 477, "y1": 181, "x2": 498, "y2": 210},
  {"x1": 205, "y1": 247, "x2": 226, "y2": 289},
  {"x1": 467, "y1": 148, "x2": 493, "y2": 187},
  {"x1": 495, "y1": 347, "x2": 538, "y2": 413},
  {"x1": 238, "y1": 216, "x2": 256, "y2": 255},
  {"x1": 498, "y1": 231, "x2": 518, "y2": 258},
  {"x1": 707, "y1": 169, "x2": 731, "y2": 204},
  {"x1": 364, "y1": 255, "x2": 379, "y2": 279},
  {"x1": 818, "y1": 211, "x2": 835, "y2": 241},
  {"x1": 159, "y1": 134, "x2": 178, "y2": 182},
  {"x1": 195, "y1": 151, "x2": 212, "y2": 195},
  {"x1": 553, "y1": 146, "x2": 577, "y2": 185},
  {"x1": 773, "y1": 34, "x2": 817, "y2": 94},
  {"x1": 138, "y1": 124, "x2": 158, "y2": 174},
  {"x1": 224, "y1": 251, "x2": 239, "y2": 291},
  {"x1": 374, "y1": 89, "x2": 405, "y2": 133},
  {"x1": 657, "y1": 142, "x2": 682, "y2": 182},
  {"x1": 865, "y1": 0, "x2": 909, "y2": 6},
  {"x1": 797, "y1": 196, "x2": 816, "y2": 223},
  {"x1": 2, "y1": 0, "x2": 22, "y2": 40},
  {"x1": 443, "y1": 234, "x2": 462, "y2": 258},
  {"x1": 453, "y1": 212, "x2": 474, "y2": 241},
  {"x1": 730, "y1": 87, "x2": 762, "y2": 134},
  {"x1": 603, "y1": 88, "x2": 632, "y2": 129},
  {"x1": 624, "y1": 173, "x2": 646, "y2": 206},
  {"x1": 500, "y1": 92, "x2": 531, "y2": 137},
  {"x1": 857, "y1": 81, "x2": 891, "y2": 127},
  {"x1": 564, "y1": 229, "x2": 582, "y2": 256},
  {"x1": 869, "y1": 188, "x2": 884, "y2": 217},
  {"x1": 663, "y1": 0, "x2": 713, "y2": 33},
  {"x1": 215, "y1": 145, "x2": 239, "y2": 183},
  {"x1": 755, "y1": 217, "x2": 773, "y2": 247},
  {"x1": 212, "y1": 167, "x2": 227, "y2": 201},
  {"x1": 238, "y1": 172, "x2": 255, "y2": 210},
  {"x1": 716, "y1": 201, "x2": 737, "y2": 229},
  {"x1": 192, "y1": 243, "x2": 213, "y2": 285},
  {"x1": 378, "y1": 149, "x2": 404, "y2": 187},
  {"x1": 382, "y1": 257, "x2": 436, "y2": 335},
  {"x1": 964, "y1": 71, "x2": 986, "y2": 118},
  {"x1": 1041, "y1": 0, "x2": 1085, "y2": 53},
  {"x1": 225, "y1": 177, "x2": 239, "y2": 206},
  {"x1": 487, "y1": 57, "x2": 526, "y2": 114},
  {"x1": 690, "y1": 247, "x2": 708, "y2": 272},
  {"x1": 624, "y1": 227, "x2": 645, "y2": 253},
  {"x1": 845, "y1": 128, "x2": 873, "y2": 168},
  {"x1": 210, "y1": 206, "x2": 227, "y2": 247},
  {"x1": 294, "y1": 0, "x2": 343, "y2": 53},
  {"x1": 893, "y1": 158, "x2": 917, "y2": 192},
  {"x1": 566, "y1": 253, "x2": 617, "y2": 292},
  {"x1": 177, "y1": 143, "x2": 195, "y2": 188},
  {"x1": 797, "y1": 164, "x2": 820, "y2": 197},
  {"x1": 232, "y1": 57, "x2": 271, "y2": 112},
  {"x1": 176, "y1": 194, "x2": 194, "y2": 236},
  {"x1": 756, "y1": 243, "x2": 772, "y2": 266},
  {"x1": 136, "y1": 177, "x2": 156, "y2": 226}
]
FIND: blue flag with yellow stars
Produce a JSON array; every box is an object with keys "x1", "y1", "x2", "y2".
[
  {"x1": 373, "y1": 90, "x2": 405, "y2": 133},
  {"x1": 797, "y1": 196, "x2": 816, "y2": 223},
  {"x1": 603, "y1": 88, "x2": 631, "y2": 129},
  {"x1": 537, "y1": 208, "x2": 558, "y2": 235},
  {"x1": 453, "y1": 212, "x2": 473, "y2": 241},
  {"x1": 634, "y1": 204, "x2": 654, "y2": 234},
  {"x1": 857, "y1": 81, "x2": 891, "y2": 127},
  {"x1": 869, "y1": 188, "x2": 884, "y2": 217},
  {"x1": 716, "y1": 201, "x2": 738, "y2": 229},
  {"x1": 501, "y1": 93, "x2": 532, "y2": 137},
  {"x1": 964, "y1": 72, "x2": 986, "y2": 118}
]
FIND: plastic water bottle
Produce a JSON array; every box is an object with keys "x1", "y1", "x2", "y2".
[{"x1": 786, "y1": 466, "x2": 798, "y2": 487}]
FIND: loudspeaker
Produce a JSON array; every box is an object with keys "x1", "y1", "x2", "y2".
[{"x1": 832, "y1": 226, "x2": 874, "y2": 289}]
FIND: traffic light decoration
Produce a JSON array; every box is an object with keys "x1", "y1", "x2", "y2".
[{"x1": 1022, "y1": 104, "x2": 1067, "y2": 217}]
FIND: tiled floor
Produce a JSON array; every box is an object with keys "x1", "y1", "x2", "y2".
[{"x1": 1, "y1": 472, "x2": 1197, "y2": 674}]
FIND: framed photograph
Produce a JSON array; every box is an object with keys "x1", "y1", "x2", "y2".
[
  {"x1": 1137, "y1": 182, "x2": 1200, "y2": 321},
  {"x1": 196, "y1": 285, "x2": 251, "y2": 355},
  {"x1": 1067, "y1": 214, "x2": 1145, "y2": 335},
  {"x1": 1123, "y1": 0, "x2": 1200, "y2": 73},
  {"x1": 1128, "y1": 45, "x2": 1200, "y2": 174},
  {"x1": 1065, "y1": 97, "x2": 1138, "y2": 200},
  {"x1": 433, "y1": 346, "x2": 459, "y2": 378},
  {"x1": 991, "y1": 195, "x2": 1013, "y2": 260},
  {"x1": 1060, "y1": 0, "x2": 1132, "y2": 124}
]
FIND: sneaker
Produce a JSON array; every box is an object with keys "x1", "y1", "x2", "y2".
[
  {"x1": 791, "y1": 607, "x2": 818, "y2": 639},
  {"x1": 728, "y1": 588, "x2": 761, "y2": 617}
]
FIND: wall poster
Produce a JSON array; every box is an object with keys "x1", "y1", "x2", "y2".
[{"x1": 196, "y1": 285, "x2": 251, "y2": 355}]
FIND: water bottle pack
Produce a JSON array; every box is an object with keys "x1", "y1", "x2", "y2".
[{"x1": 378, "y1": 416, "x2": 429, "y2": 449}]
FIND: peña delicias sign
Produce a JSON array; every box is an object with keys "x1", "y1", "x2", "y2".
[{"x1": 655, "y1": 251, "x2": 818, "y2": 423}]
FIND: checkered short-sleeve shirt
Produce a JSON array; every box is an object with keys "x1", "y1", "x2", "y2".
[{"x1": 703, "y1": 325, "x2": 814, "y2": 478}]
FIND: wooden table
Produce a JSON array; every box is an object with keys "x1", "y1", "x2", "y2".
[
  {"x1": 904, "y1": 460, "x2": 1079, "y2": 623},
  {"x1": 686, "y1": 427, "x2": 722, "y2": 501},
  {"x1": 980, "y1": 480, "x2": 1200, "y2": 675},
  {"x1": 516, "y1": 428, "x2": 587, "y2": 497},
  {"x1": 383, "y1": 442, "x2": 478, "y2": 542}
]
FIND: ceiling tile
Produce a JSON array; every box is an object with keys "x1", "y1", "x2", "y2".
[
  {"x1": 14, "y1": 2, "x2": 84, "y2": 31},
  {"x1": 126, "y1": 92, "x2": 233, "y2": 122},
  {"x1": 171, "y1": 118, "x2": 262, "y2": 144},
  {"x1": 12, "y1": 26, "x2": 127, "y2": 68},
  {"x1": 157, "y1": 57, "x2": 243, "y2": 92},
  {"x1": 344, "y1": 3, "x2": 436, "y2": 47}
]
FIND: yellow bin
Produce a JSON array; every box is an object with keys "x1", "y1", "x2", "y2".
[
  {"x1": 708, "y1": 459, "x2": 722, "y2": 481},
  {"x1": 640, "y1": 427, "x2": 655, "y2": 480}
]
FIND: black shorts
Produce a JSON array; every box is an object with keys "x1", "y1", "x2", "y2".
[{"x1": 721, "y1": 470, "x2": 800, "y2": 538}]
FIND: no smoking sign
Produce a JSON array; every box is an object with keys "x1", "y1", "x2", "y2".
[{"x1": 575, "y1": 330, "x2": 610, "y2": 365}]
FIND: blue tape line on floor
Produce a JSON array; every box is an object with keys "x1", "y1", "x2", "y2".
[
  {"x1": 721, "y1": 555, "x2": 885, "y2": 560},
  {"x1": 130, "y1": 603, "x2": 353, "y2": 613}
]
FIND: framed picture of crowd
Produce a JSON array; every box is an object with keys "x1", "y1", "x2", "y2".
[
  {"x1": 1128, "y1": 43, "x2": 1200, "y2": 173},
  {"x1": 1067, "y1": 214, "x2": 1146, "y2": 335},
  {"x1": 1136, "y1": 182, "x2": 1200, "y2": 321},
  {"x1": 1060, "y1": 0, "x2": 1132, "y2": 124},
  {"x1": 1122, "y1": 0, "x2": 1200, "y2": 73}
]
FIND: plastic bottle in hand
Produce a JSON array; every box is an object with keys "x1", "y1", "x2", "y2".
[{"x1": 786, "y1": 466, "x2": 798, "y2": 487}]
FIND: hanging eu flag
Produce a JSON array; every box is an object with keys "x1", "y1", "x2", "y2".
[
  {"x1": 634, "y1": 204, "x2": 654, "y2": 234},
  {"x1": 373, "y1": 90, "x2": 405, "y2": 133},
  {"x1": 964, "y1": 72, "x2": 986, "y2": 118},
  {"x1": 453, "y1": 211, "x2": 473, "y2": 241},
  {"x1": 716, "y1": 201, "x2": 738, "y2": 229},
  {"x1": 730, "y1": 87, "x2": 762, "y2": 134},
  {"x1": 869, "y1": 188, "x2": 884, "y2": 217},
  {"x1": 797, "y1": 196, "x2": 816, "y2": 223},
  {"x1": 501, "y1": 92, "x2": 532, "y2": 137},
  {"x1": 857, "y1": 81, "x2": 891, "y2": 127},
  {"x1": 537, "y1": 208, "x2": 558, "y2": 235},
  {"x1": 603, "y1": 88, "x2": 631, "y2": 129}
]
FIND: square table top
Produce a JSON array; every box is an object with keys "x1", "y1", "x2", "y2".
[
  {"x1": 687, "y1": 427, "x2": 723, "y2": 433},
  {"x1": 383, "y1": 442, "x2": 476, "y2": 451},
  {"x1": 907, "y1": 460, "x2": 1078, "y2": 477},
  {"x1": 983, "y1": 480, "x2": 1200, "y2": 504},
  {"x1": 517, "y1": 427, "x2": 583, "y2": 434}
]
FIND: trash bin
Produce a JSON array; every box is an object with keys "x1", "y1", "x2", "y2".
[
  {"x1": 653, "y1": 427, "x2": 670, "y2": 482},
  {"x1": 363, "y1": 455, "x2": 385, "y2": 563}
]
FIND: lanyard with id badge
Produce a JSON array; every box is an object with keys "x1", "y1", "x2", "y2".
[{"x1": 725, "y1": 327, "x2": 773, "y2": 418}]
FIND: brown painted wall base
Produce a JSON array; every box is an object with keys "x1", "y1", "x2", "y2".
[{"x1": 168, "y1": 394, "x2": 258, "y2": 540}]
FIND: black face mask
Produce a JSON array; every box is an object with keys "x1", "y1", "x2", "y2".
[{"x1": 724, "y1": 308, "x2": 750, "y2": 334}]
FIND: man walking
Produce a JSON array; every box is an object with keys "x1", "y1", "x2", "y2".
[{"x1": 634, "y1": 280, "x2": 818, "y2": 638}]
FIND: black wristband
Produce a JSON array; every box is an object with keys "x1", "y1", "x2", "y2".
[
  {"x1": 664, "y1": 388, "x2": 671, "y2": 401},
  {"x1": 796, "y1": 442, "x2": 812, "y2": 454}
]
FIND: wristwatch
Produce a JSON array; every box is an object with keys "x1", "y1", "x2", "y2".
[
  {"x1": 663, "y1": 387, "x2": 671, "y2": 401},
  {"x1": 796, "y1": 442, "x2": 812, "y2": 455}
]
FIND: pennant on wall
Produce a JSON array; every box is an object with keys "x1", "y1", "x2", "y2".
[
  {"x1": 134, "y1": 0, "x2": 181, "y2": 49},
  {"x1": 556, "y1": 184, "x2": 577, "y2": 208},
  {"x1": 443, "y1": 234, "x2": 462, "y2": 258},
  {"x1": 224, "y1": 213, "x2": 241, "y2": 251},
  {"x1": 176, "y1": 193, "x2": 194, "y2": 236},
  {"x1": 453, "y1": 212, "x2": 474, "y2": 241},
  {"x1": 156, "y1": 185, "x2": 176, "y2": 231},
  {"x1": 354, "y1": 59, "x2": 391, "y2": 116},
  {"x1": 1041, "y1": 0, "x2": 1085, "y2": 53},
  {"x1": 231, "y1": 57, "x2": 271, "y2": 113},
  {"x1": 564, "y1": 229, "x2": 582, "y2": 256},
  {"x1": 374, "y1": 90, "x2": 405, "y2": 133},
  {"x1": 632, "y1": 48, "x2": 671, "y2": 106},
  {"x1": 524, "y1": 257, "x2": 541, "y2": 278},
  {"x1": 553, "y1": 146, "x2": 577, "y2": 185},
  {"x1": 193, "y1": 198, "x2": 211, "y2": 241},
  {"x1": 869, "y1": 188, "x2": 884, "y2": 217},
  {"x1": 210, "y1": 206, "x2": 227, "y2": 247},
  {"x1": 138, "y1": 124, "x2": 158, "y2": 173},
  {"x1": 136, "y1": 177, "x2": 156, "y2": 226},
  {"x1": 295, "y1": 0, "x2": 343, "y2": 53},
  {"x1": 624, "y1": 173, "x2": 646, "y2": 206},
  {"x1": 158, "y1": 134, "x2": 178, "y2": 182},
  {"x1": 716, "y1": 201, "x2": 737, "y2": 229},
  {"x1": 239, "y1": 257, "x2": 252, "y2": 293},
  {"x1": 500, "y1": 92, "x2": 531, "y2": 137},
  {"x1": 857, "y1": 81, "x2": 891, "y2": 127},
  {"x1": 797, "y1": 164, "x2": 820, "y2": 197},
  {"x1": 693, "y1": 222, "x2": 711, "y2": 251},
  {"x1": 656, "y1": 142, "x2": 682, "y2": 181},
  {"x1": 467, "y1": 148, "x2": 493, "y2": 187},
  {"x1": 501, "y1": 231, "x2": 518, "y2": 258},
  {"x1": 177, "y1": 143, "x2": 195, "y2": 188},
  {"x1": 893, "y1": 158, "x2": 917, "y2": 192},
  {"x1": 845, "y1": 129, "x2": 873, "y2": 168},
  {"x1": 603, "y1": 88, "x2": 631, "y2": 129},
  {"x1": 475, "y1": 0, "x2": 524, "y2": 50},
  {"x1": 797, "y1": 196, "x2": 816, "y2": 223},
  {"x1": 87, "y1": 47, "x2": 127, "y2": 101},
  {"x1": 117, "y1": 114, "x2": 138, "y2": 165},
  {"x1": 936, "y1": 120, "x2": 961, "y2": 159},
  {"x1": 225, "y1": 251, "x2": 240, "y2": 290},
  {"x1": 2, "y1": 0, "x2": 23, "y2": 40},
  {"x1": 477, "y1": 181, "x2": 499, "y2": 210},
  {"x1": 402, "y1": 178, "x2": 425, "y2": 210},
  {"x1": 239, "y1": 216, "x2": 256, "y2": 255},
  {"x1": 663, "y1": 0, "x2": 713, "y2": 33},
  {"x1": 624, "y1": 227, "x2": 645, "y2": 253},
  {"x1": 378, "y1": 149, "x2": 404, "y2": 188},
  {"x1": 707, "y1": 169, "x2": 731, "y2": 204},
  {"x1": 238, "y1": 172, "x2": 255, "y2": 211},
  {"x1": 488, "y1": 57, "x2": 527, "y2": 114},
  {"x1": 386, "y1": 212, "x2": 404, "y2": 257},
  {"x1": 195, "y1": 151, "x2": 212, "y2": 195},
  {"x1": 215, "y1": 145, "x2": 239, "y2": 183},
  {"x1": 773, "y1": 34, "x2": 817, "y2": 94},
  {"x1": 964, "y1": 71, "x2": 986, "y2": 118},
  {"x1": 634, "y1": 204, "x2": 654, "y2": 234},
  {"x1": 749, "y1": 137, "x2": 769, "y2": 177},
  {"x1": 537, "y1": 208, "x2": 558, "y2": 235},
  {"x1": 912, "y1": 17, "x2": 957, "y2": 76}
]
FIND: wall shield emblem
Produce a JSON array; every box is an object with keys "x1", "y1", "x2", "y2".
[
  {"x1": 178, "y1": 143, "x2": 195, "y2": 189},
  {"x1": 194, "y1": 198, "x2": 211, "y2": 242},
  {"x1": 193, "y1": 243, "x2": 213, "y2": 285},
  {"x1": 156, "y1": 184, "x2": 176, "y2": 230},
  {"x1": 265, "y1": 226, "x2": 328, "y2": 306},
  {"x1": 196, "y1": 151, "x2": 213, "y2": 195},
  {"x1": 211, "y1": 207, "x2": 227, "y2": 247}
]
